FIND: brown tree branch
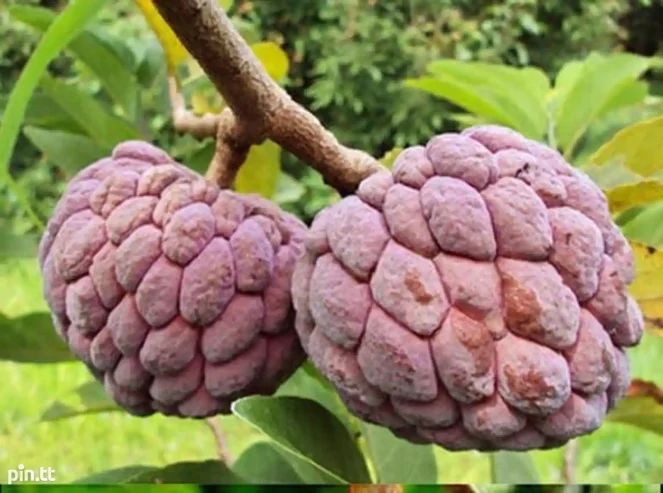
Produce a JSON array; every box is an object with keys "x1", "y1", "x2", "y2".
[
  {"x1": 205, "y1": 108, "x2": 264, "y2": 187},
  {"x1": 167, "y1": 76, "x2": 219, "y2": 139},
  {"x1": 152, "y1": 0, "x2": 383, "y2": 195}
]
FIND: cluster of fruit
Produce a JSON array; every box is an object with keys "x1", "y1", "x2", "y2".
[{"x1": 39, "y1": 125, "x2": 643, "y2": 451}]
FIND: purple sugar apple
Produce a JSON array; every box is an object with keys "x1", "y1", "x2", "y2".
[
  {"x1": 39, "y1": 141, "x2": 307, "y2": 418},
  {"x1": 291, "y1": 124, "x2": 643, "y2": 451}
]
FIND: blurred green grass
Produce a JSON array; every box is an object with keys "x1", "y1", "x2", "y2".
[{"x1": 1, "y1": 258, "x2": 662, "y2": 484}]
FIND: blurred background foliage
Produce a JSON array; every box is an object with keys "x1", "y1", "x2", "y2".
[{"x1": 2, "y1": 0, "x2": 663, "y2": 486}]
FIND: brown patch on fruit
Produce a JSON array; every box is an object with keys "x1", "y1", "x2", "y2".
[
  {"x1": 502, "y1": 272, "x2": 543, "y2": 338},
  {"x1": 504, "y1": 364, "x2": 555, "y2": 400},
  {"x1": 404, "y1": 269, "x2": 433, "y2": 304},
  {"x1": 451, "y1": 310, "x2": 493, "y2": 374}
]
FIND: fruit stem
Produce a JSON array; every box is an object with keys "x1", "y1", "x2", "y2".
[
  {"x1": 151, "y1": 0, "x2": 384, "y2": 195},
  {"x1": 205, "y1": 417, "x2": 234, "y2": 465}
]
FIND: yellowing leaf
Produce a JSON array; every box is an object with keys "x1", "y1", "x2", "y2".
[
  {"x1": 190, "y1": 87, "x2": 225, "y2": 115},
  {"x1": 135, "y1": 0, "x2": 187, "y2": 71},
  {"x1": 629, "y1": 240, "x2": 663, "y2": 337},
  {"x1": 379, "y1": 147, "x2": 403, "y2": 169},
  {"x1": 234, "y1": 140, "x2": 281, "y2": 198},
  {"x1": 605, "y1": 179, "x2": 663, "y2": 214},
  {"x1": 251, "y1": 42, "x2": 289, "y2": 82},
  {"x1": 135, "y1": 0, "x2": 234, "y2": 72},
  {"x1": 606, "y1": 379, "x2": 663, "y2": 435},
  {"x1": 591, "y1": 115, "x2": 663, "y2": 177}
]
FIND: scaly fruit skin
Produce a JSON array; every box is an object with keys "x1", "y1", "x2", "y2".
[
  {"x1": 39, "y1": 141, "x2": 307, "y2": 418},
  {"x1": 291, "y1": 124, "x2": 643, "y2": 451}
]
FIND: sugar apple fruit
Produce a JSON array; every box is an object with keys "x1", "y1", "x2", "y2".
[
  {"x1": 39, "y1": 141, "x2": 307, "y2": 418},
  {"x1": 291, "y1": 124, "x2": 643, "y2": 451}
]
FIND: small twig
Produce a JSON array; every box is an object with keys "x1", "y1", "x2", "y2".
[
  {"x1": 205, "y1": 417, "x2": 233, "y2": 464},
  {"x1": 562, "y1": 439, "x2": 578, "y2": 484},
  {"x1": 153, "y1": 0, "x2": 383, "y2": 195},
  {"x1": 167, "y1": 76, "x2": 219, "y2": 139}
]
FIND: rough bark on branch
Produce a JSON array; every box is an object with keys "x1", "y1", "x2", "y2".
[{"x1": 152, "y1": 0, "x2": 383, "y2": 195}]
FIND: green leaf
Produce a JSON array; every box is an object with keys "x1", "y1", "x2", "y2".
[
  {"x1": 0, "y1": 93, "x2": 84, "y2": 133},
  {"x1": 41, "y1": 380, "x2": 120, "y2": 422},
  {"x1": 554, "y1": 53, "x2": 656, "y2": 158},
  {"x1": 234, "y1": 140, "x2": 282, "y2": 198},
  {"x1": 0, "y1": 227, "x2": 39, "y2": 259},
  {"x1": 0, "y1": 0, "x2": 106, "y2": 229},
  {"x1": 40, "y1": 75, "x2": 141, "y2": 150},
  {"x1": 597, "y1": 80, "x2": 649, "y2": 118},
  {"x1": 606, "y1": 379, "x2": 663, "y2": 435},
  {"x1": 490, "y1": 451, "x2": 540, "y2": 483},
  {"x1": 408, "y1": 60, "x2": 549, "y2": 139},
  {"x1": 72, "y1": 466, "x2": 157, "y2": 484},
  {"x1": 0, "y1": 311, "x2": 75, "y2": 363},
  {"x1": 590, "y1": 115, "x2": 663, "y2": 177},
  {"x1": 276, "y1": 366, "x2": 351, "y2": 436},
  {"x1": 232, "y1": 396, "x2": 371, "y2": 484},
  {"x1": 232, "y1": 441, "x2": 304, "y2": 484},
  {"x1": 23, "y1": 126, "x2": 108, "y2": 176},
  {"x1": 361, "y1": 422, "x2": 437, "y2": 483},
  {"x1": 184, "y1": 141, "x2": 216, "y2": 175},
  {"x1": 9, "y1": 4, "x2": 138, "y2": 116},
  {"x1": 127, "y1": 460, "x2": 241, "y2": 484},
  {"x1": 622, "y1": 202, "x2": 663, "y2": 247},
  {"x1": 273, "y1": 173, "x2": 306, "y2": 205}
]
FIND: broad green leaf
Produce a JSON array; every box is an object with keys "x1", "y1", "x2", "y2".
[
  {"x1": 41, "y1": 380, "x2": 120, "y2": 422},
  {"x1": 41, "y1": 75, "x2": 141, "y2": 150},
  {"x1": 622, "y1": 203, "x2": 663, "y2": 247},
  {"x1": 627, "y1": 241, "x2": 663, "y2": 337},
  {"x1": 252, "y1": 41, "x2": 290, "y2": 82},
  {"x1": 604, "y1": 180, "x2": 663, "y2": 214},
  {"x1": 0, "y1": 227, "x2": 39, "y2": 259},
  {"x1": 406, "y1": 77, "x2": 522, "y2": 135},
  {"x1": 361, "y1": 422, "x2": 437, "y2": 483},
  {"x1": 419, "y1": 60, "x2": 549, "y2": 139},
  {"x1": 597, "y1": 80, "x2": 649, "y2": 118},
  {"x1": 0, "y1": 312, "x2": 74, "y2": 363},
  {"x1": 232, "y1": 396, "x2": 371, "y2": 484},
  {"x1": 127, "y1": 460, "x2": 241, "y2": 484},
  {"x1": 572, "y1": 100, "x2": 663, "y2": 166},
  {"x1": 72, "y1": 466, "x2": 157, "y2": 484},
  {"x1": 9, "y1": 4, "x2": 138, "y2": 116},
  {"x1": 0, "y1": 93, "x2": 84, "y2": 133},
  {"x1": 0, "y1": 0, "x2": 107, "y2": 229},
  {"x1": 273, "y1": 173, "x2": 306, "y2": 205},
  {"x1": 555, "y1": 53, "x2": 656, "y2": 158},
  {"x1": 234, "y1": 140, "x2": 281, "y2": 198},
  {"x1": 276, "y1": 365, "x2": 350, "y2": 430},
  {"x1": 490, "y1": 451, "x2": 540, "y2": 483},
  {"x1": 590, "y1": 115, "x2": 663, "y2": 177},
  {"x1": 24, "y1": 126, "x2": 108, "y2": 176},
  {"x1": 232, "y1": 441, "x2": 304, "y2": 484},
  {"x1": 606, "y1": 379, "x2": 663, "y2": 434}
]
